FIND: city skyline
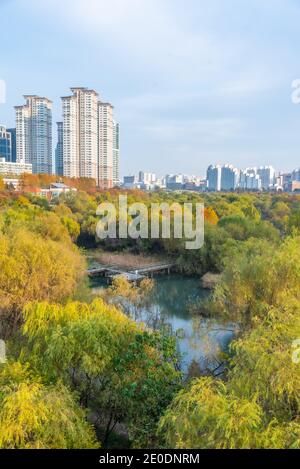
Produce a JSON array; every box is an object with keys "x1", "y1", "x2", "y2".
[{"x1": 1, "y1": 0, "x2": 300, "y2": 176}]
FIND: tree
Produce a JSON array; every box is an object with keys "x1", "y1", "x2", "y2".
[
  {"x1": 0, "y1": 228, "x2": 85, "y2": 335},
  {"x1": 20, "y1": 299, "x2": 181, "y2": 447},
  {"x1": 159, "y1": 295, "x2": 300, "y2": 449},
  {"x1": 159, "y1": 236, "x2": 300, "y2": 449},
  {"x1": 210, "y1": 236, "x2": 300, "y2": 326},
  {"x1": 0, "y1": 362, "x2": 98, "y2": 449},
  {"x1": 204, "y1": 207, "x2": 219, "y2": 225}
]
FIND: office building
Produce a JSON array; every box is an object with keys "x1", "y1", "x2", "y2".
[{"x1": 15, "y1": 95, "x2": 52, "y2": 174}]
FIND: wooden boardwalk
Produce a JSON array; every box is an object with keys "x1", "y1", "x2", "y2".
[{"x1": 87, "y1": 262, "x2": 175, "y2": 283}]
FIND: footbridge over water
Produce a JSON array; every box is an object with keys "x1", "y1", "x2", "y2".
[{"x1": 87, "y1": 263, "x2": 176, "y2": 284}]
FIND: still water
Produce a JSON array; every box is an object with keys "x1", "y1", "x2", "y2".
[{"x1": 89, "y1": 274, "x2": 235, "y2": 376}]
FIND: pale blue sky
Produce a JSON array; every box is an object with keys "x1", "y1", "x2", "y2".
[{"x1": 1, "y1": 0, "x2": 300, "y2": 176}]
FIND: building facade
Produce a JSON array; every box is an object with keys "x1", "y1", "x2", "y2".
[
  {"x1": 62, "y1": 88, "x2": 98, "y2": 180},
  {"x1": 220, "y1": 165, "x2": 240, "y2": 191},
  {"x1": 207, "y1": 165, "x2": 221, "y2": 191},
  {"x1": 291, "y1": 168, "x2": 300, "y2": 182},
  {"x1": 15, "y1": 95, "x2": 52, "y2": 174},
  {"x1": 98, "y1": 102, "x2": 114, "y2": 189},
  {"x1": 7, "y1": 128, "x2": 16, "y2": 162},
  {"x1": 0, "y1": 157, "x2": 32, "y2": 176},
  {"x1": 257, "y1": 166, "x2": 275, "y2": 190},
  {"x1": 113, "y1": 121, "x2": 120, "y2": 187},
  {"x1": 0, "y1": 125, "x2": 12, "y2": 161},
  {"x1": 240, "y1": 170, "x2": 262, "y2": 191},
  {"x1": 139, "y1": 171, "x2": 156, "y2": 185},
  {"x1": 55, "y1": 122, "x2": 64, "y2": 176}
]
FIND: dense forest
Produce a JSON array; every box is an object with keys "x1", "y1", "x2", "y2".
[{"x1": 0, "y1": 181, "x2": 300, "y2": 448}]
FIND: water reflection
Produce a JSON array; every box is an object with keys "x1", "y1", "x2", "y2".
[{"x1": 90, "y1": 274, "x2": 236, "y2": 376}]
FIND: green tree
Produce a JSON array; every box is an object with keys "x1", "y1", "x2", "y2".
[
  {"x1": 159, "y1": 295, "x2": 300, "y2": 449},
  {"x1": 0, "y1": 362, "x2": 98, "y2": 449},
  {"x1": 21, "y1": 299, "x2": 181, "y2": 447},
  {"x1": 0, "y1": 228, "x2": 85, "y2": 335}
]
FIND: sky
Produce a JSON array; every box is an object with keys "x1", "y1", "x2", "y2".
[{"x1": 1, "y1": 0, "x2": 300, "y2": 177}]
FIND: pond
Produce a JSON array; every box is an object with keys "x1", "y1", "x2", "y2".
[{"x1": 89, "y1": 273, "x2": 235, "y2": 376}]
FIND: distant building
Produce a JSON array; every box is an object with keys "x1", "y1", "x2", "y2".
[
  {"x1": 291, "y1": 168, "x2": 300, "y2": 181},
  {"x1": 113, "y1": 121, "x2": 120, "y2": 186},
  {"x1": 47, "y1": 182, "x2": 77, "y2": 198},
  {"x1": 220, "y1": 165, "x2": 240, "y2": 191},
  {"x1": 62, "y1": 87, "x2": 98, "y2": 181},
  {"x1": 207, "y1": 165, "x2": 221, "y2": 192},
  {"x1": 98, "y1": 102, "x2": 114, "y2": 189},
  {"x1": 166, "y1": 174, "x2": 184, "y2": 191},
  {"x1": 7, "y1": 128, "x2": 16, "y2": 162},
  {"x1": 282, "y1": 173, "x2": 292, "y2": 191},
  {"x1": 123, "y1": 175, "x2": 137, "y2": 189},
  {"x1": 0, "y1": 157, "x2": 32, "y2": 176},
  {"x1": 0, "y1": 125, "x2": 12, "y2": 162},
  {"x1": 2, "y1": 177, "x2": 20, "y2": 190},
  {"x1": 286, "y1": 181, "x2": 300, "y2": 193},
  {"x1": 15, "y1": 95, "x2": 52, "y2": 174},
  {"x1": 240, "y1": 171, "x2": 262, "y2": 191},
  {"x1": 207, "y1": 165, "x2": 221, "y2": 191},
  {"x1": 55, "y1": 122, "x2": 64, "y2": 176},
  {"x1": 61, "y1": 87, "x2": 119, "y2": 187},
  {"x1": 139, "y1": 171, "x2": 156, "y2": 185},
  {"x1": 257, "y1": 166, "x2": 275, "y2": 190}
]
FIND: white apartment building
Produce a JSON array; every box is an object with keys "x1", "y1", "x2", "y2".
[
  {"x1": 15, "y1": 95, "x2": 52, "y2": 174},
  {"x1": 0, "y1": 157, "x2": 32, "y2": 176},
  {"x1": 55, "y1": 122, "x2": 64, "y2": 176},
  {"x1": 207, "y1": 165, "x2": 221, "y2": 191},
  {"x1": 139, "y1": 171, "x2": 156, "y2": 185},
  {"x1": 113, "y1": 120, "x2": 120, "y2": 186},
  {"x1": 98, "y1": 102, "x2": 114, "y2": 189},
  {"x1": 240, "y1": 171, "x2": 262, "y2": 191},
  {"x1": 62, "y1": 88, "x2": 98, "y2": 180},
  {"x1": 257, "y1": 166, "x2": 275, "y2": 190},
  {"x1": 220, "y1": 164, "x2": 240, "y2": 191}
]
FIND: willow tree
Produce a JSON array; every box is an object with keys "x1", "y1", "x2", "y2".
[
  {"x1": 0, "y1": 362, "x2": 98, "y2": 449},
  {"x1": 0, "y1": 228, "x2": 85, "y2": 336},
  {"x1": 159, "y1": 238, "x2": 300, "y2": 449},
  {"x1": 20, "y1": 299, "x2": 181, "y2": 448},
  {"x1": 159, "y1": 294, "x2": 300, "y2": 449}
]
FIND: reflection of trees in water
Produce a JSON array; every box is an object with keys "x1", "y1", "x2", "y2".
[
  {"x1": 184, "y1": 316, "x2": 237, "y2": 378},
  {"x1": 151, "y1": 276, "x2": 208, "y2": 320},
  {"x1": 95, "y1": 275, "x2": 236, "y2": 379}
]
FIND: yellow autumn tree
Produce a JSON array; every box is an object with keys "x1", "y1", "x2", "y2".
[
  {"x1": 0, "y1": 362, "x2": 98, "y2": 449},
  {"x1": 0, "y1": 228, "x2": 85, "y2": 335}
]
